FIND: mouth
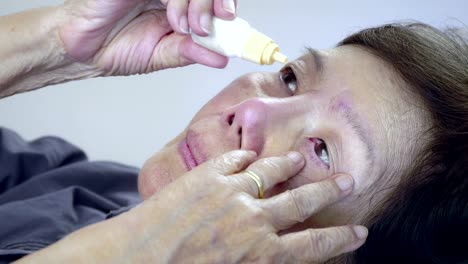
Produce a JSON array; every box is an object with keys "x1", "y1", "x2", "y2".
[
  {"x1": 178, "y1": 138, "x2": 198, "y2": 171},
  {"x1": 178, "y1": 130, "x2": 209, "y2": 171}
]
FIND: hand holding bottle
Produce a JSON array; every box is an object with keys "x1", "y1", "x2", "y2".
[
  {"x1": 58, "y1": 0, "x2": 235, "y2": 76},
  {"x1": 163, "y1": 0, "x2": 237, "y2": 36}
]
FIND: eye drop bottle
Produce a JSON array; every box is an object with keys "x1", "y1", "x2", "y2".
[{"x1": 191, "y1": 17, "x2": 288, "y2": 65}]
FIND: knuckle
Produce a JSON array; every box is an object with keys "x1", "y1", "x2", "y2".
[
  {"x1": 257, "y1": 156, "x2": 287, "y2": 173},
  {"x1": 341, "y1": 226, "x2": 358, "y2": 243},
  {"x1": 222, "y1": 153, "x2": 240, "y2": 166},
  {"x1": 209, "y1": 152, "x2": 243, "y2": 172},
  {"x1": 209, "y1": 156, "x2": 229, "y2": 170},
  {"x1": 318, "y1": 180, "x2": 342, "y2": 201},
  {"x1": 189, "y1": 0, "x2": 210, "y2": 12},
  {"x1": 234, "y1": 195, "x2": 267, "y2": 223},
  {"x1": 249, "y1": 205, "x2": 266, "y2": 223},
  {"x1": 331, "y1": 178, "x2": 346, "y2": 193},
  {"x1": 229, "y1": 175, "x2": 256, "y2": 196},
  {"x1": 259, "y1": 157, "x2": 280, "y2": 170},
  {"x1": 286, "y1": 190, "x2": 308, "y2": 222},
  {"x1": 308, "y1": 226, "x2": 356, "y2": 261},
  {"x1": 308, "y1": 230, "x2": 335, "y2": 261}
]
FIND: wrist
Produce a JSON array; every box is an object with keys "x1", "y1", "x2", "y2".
[{"x1": 0, "y1": 6, "x2": 102, "y2": 98}]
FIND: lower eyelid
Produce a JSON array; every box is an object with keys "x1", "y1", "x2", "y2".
[{"x1": 305, "y1": 138, "x2": 330, "y2": 170}]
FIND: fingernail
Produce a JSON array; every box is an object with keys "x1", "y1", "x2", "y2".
[
  {"x1": 287, "y1": 151, "x2": 303, "y2": 164},
  {"x1": 222, "y1": 0, "x2": 236, "y2": 15},
  {"x1": 179, "y1": 15, "x2": 189, "y2": 34},
  {"x1": 354, "y1": 226, "x2": 368, "y2": 240},
  {"x1": 334, "y1": 174, "x2": 353, "y2": 191},
  {"x1": 200, "y1": 13, "x2": 212, "y2": 34}
]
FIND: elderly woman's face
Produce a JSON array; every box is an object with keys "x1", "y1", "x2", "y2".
[{"x1": 139, "y1": 45, "x2": 427, "y2": 226}]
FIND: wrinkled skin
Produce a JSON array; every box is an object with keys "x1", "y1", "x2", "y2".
[
  {"x1": 58, "y1": 0, "x2": 237, "y2": 75},
  {"x1": 139, "y1": 46, "x2": 429, "y2": 229},
  {"x1": 7, "y1": 1, "x2": 376, "y2": 262},
  {"x1": 19, "y1": 151, "x2": 367, "y2": 263}
]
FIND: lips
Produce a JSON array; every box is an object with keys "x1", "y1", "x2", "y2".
[
  {"x1": 178, "y1": 138, "x2": 198, "y2": 171},
  {"x1": 178, "y1": 130, "x2": 209, "y2": 171}
]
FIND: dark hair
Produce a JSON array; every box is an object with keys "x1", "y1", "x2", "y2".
[{"x1": 336, "y1": 23, "x2": 468, "y2": 263}]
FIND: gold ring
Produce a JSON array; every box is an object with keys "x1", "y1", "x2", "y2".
[{"x1": 244, "y1": 170, "x2": 264, "y2": 199}]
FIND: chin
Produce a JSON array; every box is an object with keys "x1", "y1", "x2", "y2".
[{"x1": 138, "y1": 133, "x2": 187, "y2": 199}]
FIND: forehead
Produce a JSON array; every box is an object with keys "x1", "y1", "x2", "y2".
[{"x1": 323, "y1": 46, "x2": 405, "y2": 119}]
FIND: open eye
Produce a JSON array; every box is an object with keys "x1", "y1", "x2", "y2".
[
  {"x1": 279, "y1": 66, "x2": 298, "y2": 94},
  {"x1": 310, "y1": 138, "x2": 330, "y2": 168}
]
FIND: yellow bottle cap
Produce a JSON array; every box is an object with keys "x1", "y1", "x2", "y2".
[{"x1": 242, "y1": 31, "x2": 288, "y2": 65}]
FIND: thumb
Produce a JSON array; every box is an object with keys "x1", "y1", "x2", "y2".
[{"x1": 199, "y1": 150, "x2": 257, "y2": 175}]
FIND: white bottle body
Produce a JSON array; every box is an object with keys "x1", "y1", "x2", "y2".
[{"x1": 191, "y1": 17, "x2": 255, "y2": 58}]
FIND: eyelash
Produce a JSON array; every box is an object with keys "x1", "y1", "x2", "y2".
[
  {"x1": 279, "y1": 65, "x2": 298, "y2": 94},
  {"x1": 309, "y1": 138, "x2": 330, "y2": 169}
]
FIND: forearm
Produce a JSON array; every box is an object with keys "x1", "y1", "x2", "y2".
[
  {"x1": 0, "y1": 6, "x2": 101, "y2": 98},
  {"x1": 15, "y1": 214, "x2": 131, "y2": 263},
  {"x1": 15, "y1": 204, "x2": 170, "y2": 263}
]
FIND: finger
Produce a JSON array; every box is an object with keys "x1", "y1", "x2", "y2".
[
  {"x1": 150, "y1": 33, "x2": 227, "y2": 70},
  {"x1": 213, "y1": 0, "x2": 237, "y2": 19},
  {"x1": 280, "y1": 225, "x2": 368, "y2": 263},
  {"x1": 180, "y1": 38, "x2": 229, "y2": 68},
  {"x1": 229, "y1": 152, "x2": 305, "y2": 198},
  {"x1": 261, "y1": 174, "x2": 354, "y2": 230},
  {"x1": 166, "y1": 0, "x2": 190, "y2": 34},
  {"x1": 198, "y1": 150, "x2": 258, "y2": 175},
  {"x1": 188, "y1": 0, "x2": 214, "y2": 36}
]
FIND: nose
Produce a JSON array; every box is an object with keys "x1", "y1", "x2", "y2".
[{"x1": 221, "y1": 98, "x2": 271, "y2": 154}]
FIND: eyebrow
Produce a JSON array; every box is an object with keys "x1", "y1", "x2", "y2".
[
  {"x1": 333, "y1": 99, "x2": 376, "y2": 168},
  {"x1": 306, "y1": 47, "x2": 325, "y2": 75}
]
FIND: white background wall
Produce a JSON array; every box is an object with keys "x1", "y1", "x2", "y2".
[{"x1": 1, "y1": 0, "x2": 467, "y2": 167}]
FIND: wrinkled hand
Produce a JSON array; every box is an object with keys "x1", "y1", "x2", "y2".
[
  {"x1": 20, "y1": 150, "x2": 368, "y2": 263},
  {"x1": 118, "y1": 150, "x2": 368, "y2": 263},
  {"x1": 58, "y1": 0, "x2": 237, "y2": 76}
]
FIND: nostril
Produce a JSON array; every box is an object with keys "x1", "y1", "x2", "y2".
[
  {"x1": 238, "y1": 128, "x2": 242, "y2": 148},
  {"x1": 227, "y1": 114, "x2": 235, "y2": 126}
]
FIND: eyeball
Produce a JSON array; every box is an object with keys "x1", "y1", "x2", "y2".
[{"x1": 280, "y1": 66, "x2": 298, "y2": 94}]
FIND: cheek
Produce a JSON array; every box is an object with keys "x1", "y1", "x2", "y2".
[
  {"x1": 137, "y1": 140, "x2": 186, "y2": 199},
  {"x1": 138, "y1": 154, "x2": 174, "y2": 199}
]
